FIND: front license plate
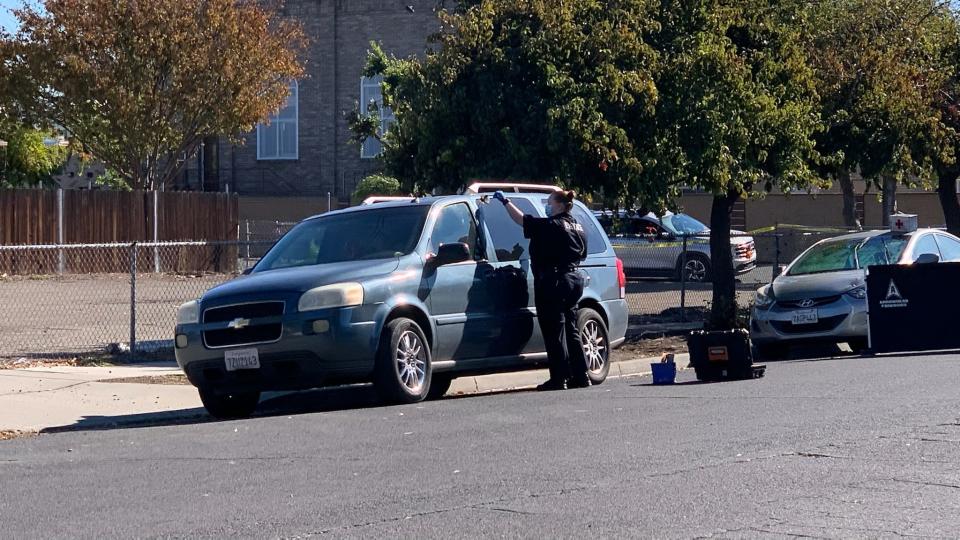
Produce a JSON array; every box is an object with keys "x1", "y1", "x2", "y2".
[
  {"x1": 791, "y1": 309, "x2": 818, "y2": 325},
  {"x1": 224, "y1": 348, "x2": 260, "y2": 371}
]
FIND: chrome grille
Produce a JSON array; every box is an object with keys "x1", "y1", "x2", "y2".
[
  {"x1": 776, "y1": 295, "x2": 842, "y2": 309},
  {"x1": 202, "y1": 301, "x2": 284, "y2": 348}
]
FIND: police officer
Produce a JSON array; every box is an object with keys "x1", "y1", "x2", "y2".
[{"x1": 493, "y1": 189, "x2": 590, "y2": 390}]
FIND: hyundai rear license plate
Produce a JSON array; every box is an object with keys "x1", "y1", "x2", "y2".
[
  {"x1": 791, "y1": 309, "x2": 818, "y2": 325},
  {"x1": 224, "y1": 348, "x2": 260, "y2": 371}
]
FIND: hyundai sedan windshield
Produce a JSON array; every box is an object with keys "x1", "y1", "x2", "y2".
[
  {"x1": 256, "y1": 206, "x2": 430, "y2": 271},
  {"x1": 788, "y1": 235, "x2": 907, "y2": 276}
]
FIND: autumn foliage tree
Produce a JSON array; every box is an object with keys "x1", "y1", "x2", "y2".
[{"x1": 0, "y1": 0, "x2": 306, "y2": 190}]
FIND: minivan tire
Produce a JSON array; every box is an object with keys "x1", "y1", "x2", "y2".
[
  {"x1": 198, "y1": 388, "x2": 260, "y2": 419},
  {"x1": 579, "y1": 308, "x2": 610, "y2": 385},
  {"x1": 374, "y1": 317, "x2": 432, "y2": 404},
  {"x1": 677, "y1": 254, "x2": 712, "y2": 283}
]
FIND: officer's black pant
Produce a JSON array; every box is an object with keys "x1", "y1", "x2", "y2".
[{"x1": 534, "y1": 271, "x2": 588, "y2": 382}]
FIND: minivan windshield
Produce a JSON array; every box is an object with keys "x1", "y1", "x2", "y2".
[
  {"x1": 256, "y1": 206, "x2": 430, "y2": 271},
  {"x1": 787, "y1": 234, "x2": 908, "y2": 276},
  {"x1": 661, "y1": 214, "x2": 708, "y2": 236}
]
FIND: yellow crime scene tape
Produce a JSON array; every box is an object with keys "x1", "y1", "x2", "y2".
[{"x1": 746, "y1": 224, "x2": 852, "y2": 235}]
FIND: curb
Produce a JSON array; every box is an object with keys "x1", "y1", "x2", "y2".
[{"x1": 448, "y1": 354, "x2": 690, "y2": 395}]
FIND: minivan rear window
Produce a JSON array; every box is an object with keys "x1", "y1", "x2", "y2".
[{"x1": 570, "y1": 205, "x2": 608, "y2": 255}]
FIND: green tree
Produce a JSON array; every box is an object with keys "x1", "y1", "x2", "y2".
[
  {"x1": 929, "y1": 10, "x2": 960, "y2": 235},
  {"x1": 350, "y1": 0, "x2": 661, "y2": 203},
  {"x1": 0, "y1": 0, "x2": 306, "y2": 190},
  {"x1": 352, "y1": 174, "x2": 402, "y2": 204},
  {"x1": 0, "y1": 126, "x2": 69, "y2": 188},
  {"x1": 805, "y1": 0, "x2": 953, "y2": 228},
  {"x1": 646, "y1": 1, "x2": 825, "y2": 329}
]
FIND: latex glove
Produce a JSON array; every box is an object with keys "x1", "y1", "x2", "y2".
[{"x1": 493, "y1": 190, "x2": 508, "y2": 205}]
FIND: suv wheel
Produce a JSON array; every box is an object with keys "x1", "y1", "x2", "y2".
[
  {"x1": 678, "y1": 254, "x2": 712, "y2": 283},
  {"x1": 579, "y1": 308, "x2": 610, "y2": 385},
  {"x1": 374, "y1": 317, "x2": 432, "y2": 404},
  {"x1": 198, "y1": 388, "x2": 260, "y2": 419}
]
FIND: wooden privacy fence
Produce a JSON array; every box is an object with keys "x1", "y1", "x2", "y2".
[
  {"x1": 0, "y1": 242, "x2": 244, "y2": 276},
  {"x1": 0, "y1": 189, "x2": 239, "y2": 274}
]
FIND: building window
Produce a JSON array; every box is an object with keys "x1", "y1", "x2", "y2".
[
  {"x1": 360, "y1": 75, "x2": 395, "y2": 159},
  {"x1": 257, "y1": 81, "x2": 298, "y2": 160}
]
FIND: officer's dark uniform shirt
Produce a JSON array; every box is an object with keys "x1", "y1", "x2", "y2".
[{"x1": 522, "y1": 212, "x2": 588, "y2": 273}]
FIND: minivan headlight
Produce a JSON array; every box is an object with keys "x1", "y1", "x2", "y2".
[
  {"x1": 299, "y1": 283, "x2": 364, "y2": 312},
  {"x1": 176, "y1": 300, "x2": 200, "y2": 325},
  {"x1": 754, "y1": 285, "x2": 774, "y2": 308}
]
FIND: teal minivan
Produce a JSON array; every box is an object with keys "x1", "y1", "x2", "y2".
[{"x1": 175, "y1": 193, "x2": 628, "y2": 418}]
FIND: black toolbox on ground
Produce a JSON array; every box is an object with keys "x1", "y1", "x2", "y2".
[{"x1": 688, "y1": 329, "x2": 765, "y2": 381}]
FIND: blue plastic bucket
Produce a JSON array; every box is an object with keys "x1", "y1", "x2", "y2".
[{"x1": 651, "y1": 362, "x2": 677, "y2": 385}]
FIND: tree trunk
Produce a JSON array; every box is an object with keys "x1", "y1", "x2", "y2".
[
  {"x1": 881, "y1": 175, "x2": 897, "y2": 226},
  {"x1": 937, "y1": 165, "x2": 960, "y2": 236},
  {"x1": 839, "y1": 171, "x2": 860, "y2": 229},
  {"x1": 709, "y1": 189, "x2": 739, "y2": 331}
]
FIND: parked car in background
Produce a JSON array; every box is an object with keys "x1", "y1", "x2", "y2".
[
  {"x1": 750, "y1": 226, "x2": 960, "y2": 359},
  {"x1": 595, "y1": 210, "x2": 756, "y2": 282},
  {"x1": 175, "y1": 193, "x2": 628, "y2": 418}
]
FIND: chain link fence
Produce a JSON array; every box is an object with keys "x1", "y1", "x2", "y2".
[
  {"x1": 240, "y1": 220, "x2": 297, "y2": 261},
  {"x1": 0, "y1": 241, "x2": 271, "y2": 359},
  {"x1": 0, "y1": 225, "x2": 861, "y2": 359},
  {"x1": 617, "y1": 227, "x2": 864, "y2": 328}
]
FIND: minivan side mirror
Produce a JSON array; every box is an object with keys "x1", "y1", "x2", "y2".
[
  {"x1": 433, "y1": 243, "x2": 471, "y2": 266},
  {"x1": 915, "y1": 253, "x2": 940, "y2": 265}
]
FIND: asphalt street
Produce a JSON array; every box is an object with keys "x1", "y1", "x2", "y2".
[{"x1": 2, "y1": 352, "x2": 959, "y2": 538}]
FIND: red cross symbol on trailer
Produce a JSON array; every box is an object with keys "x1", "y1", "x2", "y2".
[{"x1": 896, "y1": 219, "x2": 904, "y2": 229}]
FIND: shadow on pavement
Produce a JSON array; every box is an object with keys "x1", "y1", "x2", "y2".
[
  {"x1": 759, "y1": 343, "x2": 863, "y2": 364},
  {"x1": 631, "y1": 380, "x2": 715, "y2": 387},
  {"x1": 38, "y1": 383, "x2": 516, "y2": 435}
]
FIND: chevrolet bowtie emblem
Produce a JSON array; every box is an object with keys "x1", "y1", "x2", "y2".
[{"x1": 227, "y1": 318, "x2": 251, "y2": 330}]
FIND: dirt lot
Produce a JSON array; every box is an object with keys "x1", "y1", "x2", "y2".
[
  {"x1": 97, "y1": 374, "x2": 190, "y2": 385},
  {"x1": 0, "y1": 273, "x2": 227, "y2": 358}
]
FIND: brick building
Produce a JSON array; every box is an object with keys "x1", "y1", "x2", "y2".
[{"x1": 181, "y1": 0, "x2": 444, "y2": 202}]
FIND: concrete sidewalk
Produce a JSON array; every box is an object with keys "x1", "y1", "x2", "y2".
[{"x1": 0, "y1": 355, "x2": 688, "y2": 434}]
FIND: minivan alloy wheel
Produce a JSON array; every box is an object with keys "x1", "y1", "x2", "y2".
[
  {"x1": 582, "y1": 320, "x2": 607, "y2": 373},
  {"x1": 396, "y1": 330, "x2": 427, "y2": 391}
]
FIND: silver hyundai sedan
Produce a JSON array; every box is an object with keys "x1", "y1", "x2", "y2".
[{"x1": 750, "y1": 228, "x2": 960, "y2": 358}]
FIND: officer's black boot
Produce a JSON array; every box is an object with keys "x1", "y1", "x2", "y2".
[
  {"x1": 567, "y1": 374, "x2": 592, "y2": 389},
  {"x1": 536, "y1": 379, "x2": 568, "y2": 391}
]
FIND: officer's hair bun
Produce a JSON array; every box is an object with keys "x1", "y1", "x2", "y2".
[{"x1": 562, "y1": 190, "x2": 576, "y2": 203}]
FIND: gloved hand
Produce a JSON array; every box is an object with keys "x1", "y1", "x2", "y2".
[{"x1": 493, "y1": 190, "x2": 508, "y2": 205}]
